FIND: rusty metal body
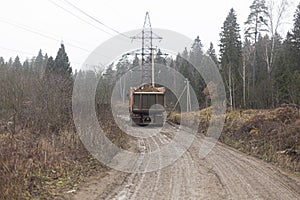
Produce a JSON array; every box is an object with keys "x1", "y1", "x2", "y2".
[{"x1": 129, "y1": 83, "x2": 166, "y2": 126}]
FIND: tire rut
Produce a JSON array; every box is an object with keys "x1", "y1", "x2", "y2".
[{"x1": 67, "y1": 124, "x2": 300, "y2": 200}]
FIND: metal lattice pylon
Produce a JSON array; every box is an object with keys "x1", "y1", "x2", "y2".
[{"x1": 131, "y1": 12, "x2": 162, "y2": 85}]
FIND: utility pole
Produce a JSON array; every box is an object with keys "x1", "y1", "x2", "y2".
[
  {"x1": 131, "y1": 12, "x2": 162, "y2": 86},
  {"x1": 186, "y1": 78, "x2": 191, "y2": 112},
  {"x1": 170, "y1": 78, "x2": 192, "y2": 113},
  {"x1": 151, "y1": 47, "x2": 154, "y2": 86}
]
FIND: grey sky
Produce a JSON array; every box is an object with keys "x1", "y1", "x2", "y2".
[{"x1": 0, "y1": 0, "x2": 297, "y2": 69}]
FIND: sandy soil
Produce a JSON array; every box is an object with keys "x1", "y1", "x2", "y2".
[{"x1": 64, "y1": 123, "x2": 300, "y2": 200}]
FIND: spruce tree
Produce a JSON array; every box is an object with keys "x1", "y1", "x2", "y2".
[
  {"x1": 34, "y1": 50, "x2": 44, "y2": 69},
  {"x1": 189, "y1": 36, "x2": 205, "y2": 107},
  {"x1": 273, "y1": 54, "x2": 291, "y2": 105},
  {"x1": 132, "y1": 54, "x2": 140, "y2": 69},
  {"x1": 207, "y1": 42, "x2": 219, "y2": 68},
  {"x1": 190, "y1": 36, "x2": 203, "y2": 64},
  {"x1": 23, "y1": 60, "x2": 30, "y2": 70},
  {"x1": 219, "y1": 8, "x2": 242, "y2": 110},
  {"x1": 45, "y1": 56, "x2": 55, "y2": 74},
  {"x1": 178, "y1": 48, "x2": 190, "y2": 80},
  {"x1": 13, "y1": 56, "x2": 22, "y2": 68},
  {"x1": 288, "y1": 3, "x2": 300, "y2": 73},
  {"x1": 116, "y1": 55, "x2": 130, "y2": 78},
  {"x1": 155, "y1": 49, "x2": 166, "y2": 65},
  {"x1": 291, "y1": 3, "x2": 300, "y2": 50},
  {"x1": 7, "y1": 57, "x2": 13, "y2": 67},
  {"x1": 0, "y1": 57, "x2": 4, "y2": 67},
  {"x1": 54, "y1": 43, "x2": 72, "y2": 76}
]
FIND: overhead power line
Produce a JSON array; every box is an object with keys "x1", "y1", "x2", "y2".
[
  {"x1": 0, "y1": 19, "x2": 58, "y2": 42},
  {"x1": 60, "y1": 0, "x2": 131, "y2": 40},
  {"x1": 47, "y1": 0, "x2": 115, "y2": 37},
  {"x1": 0, "y1": 18, "x2": 116, "y2": 67},
  {"x1": 0, "y1": 19, "x2": 93, "y2": 54},
  {"x1": 0, "y1": 45, "x2": 35, "y2": 56},
  {"x1": 0, "y1": 45, "x2": 83, "y2": 67}
]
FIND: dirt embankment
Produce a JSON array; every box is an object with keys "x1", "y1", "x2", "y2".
[{"x1": 168, "y1": 104, "x2": 300, "y2": 173}]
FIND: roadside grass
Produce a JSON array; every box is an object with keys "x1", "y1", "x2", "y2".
[
  {"x1": 168, "y1": 104, "x2": 300, "y2": 173},
  {"x1": 0, "y1": 106, "x2": 130, "y2": 200},
  {"x1": 0, "y1": 129, "x2": 105, "y2": 200}
]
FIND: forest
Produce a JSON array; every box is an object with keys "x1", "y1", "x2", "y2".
[
  {"x1": 0, "y1": 0, "x2": 300, "y2": 199},
  {"x1": 1, "y1": 1, "x2": 300, "y2": 121},
  {"x1": 1, "y1": 1, "x2": 300, "y2": 130}
]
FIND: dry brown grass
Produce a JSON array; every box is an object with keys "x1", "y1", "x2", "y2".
[
  {"x1": 0, "y1": 129, "x2": 102, "y2": 199},
  {"x1": 168, "y1": 105, "x2": 300, "y2": 173},
  {"x1": 0, "y1": 105, "x2": 130, "y2": 200}
]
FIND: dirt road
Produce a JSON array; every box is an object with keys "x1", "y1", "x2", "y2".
[{"x1": 65, "y1": 124, "x2": 300, "y2": 200}]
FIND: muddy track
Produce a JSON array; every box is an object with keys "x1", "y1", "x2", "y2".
[{"x1": 65, "y1": 124, "x2": 300, "y2": 200}]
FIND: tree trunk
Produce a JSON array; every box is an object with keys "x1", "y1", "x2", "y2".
[
  {"x1": 228, "y1": 64, "x2": 233, "y2": 110},
  {"x1": 242, "y1": 53, "x2": 246, "y2": 108}
]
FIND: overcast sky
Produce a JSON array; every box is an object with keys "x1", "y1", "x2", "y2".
[{"x1": 0, "y1": 0, "x2": 298, "y2": 69}]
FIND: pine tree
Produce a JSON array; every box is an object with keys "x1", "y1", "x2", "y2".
[
  {"x1": 245, "y1": 0, "x2": 268, "y2": 89},
  {"x1": 245, "y1": 0, "x2": 268, "y2": 40}
]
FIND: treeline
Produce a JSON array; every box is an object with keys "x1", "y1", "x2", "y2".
[
  {"x1": 0, "y1": 44, "x2": 131, "y2": 199},
  {"x1": 173, "y1": 1, "x2": 300, "y2": 110},
  {"x1": 1, "y1": 1, "x2": 300, "y2": 134},
  {"x1": 0, "y1": 44, "x2": 73, "y2": 133},
  {"x1": 97, "y1": 1, "x2": 300, "y2": 110},
  {"x1": 216, "y1": 1, "x2": 300, "y2": 109}
]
